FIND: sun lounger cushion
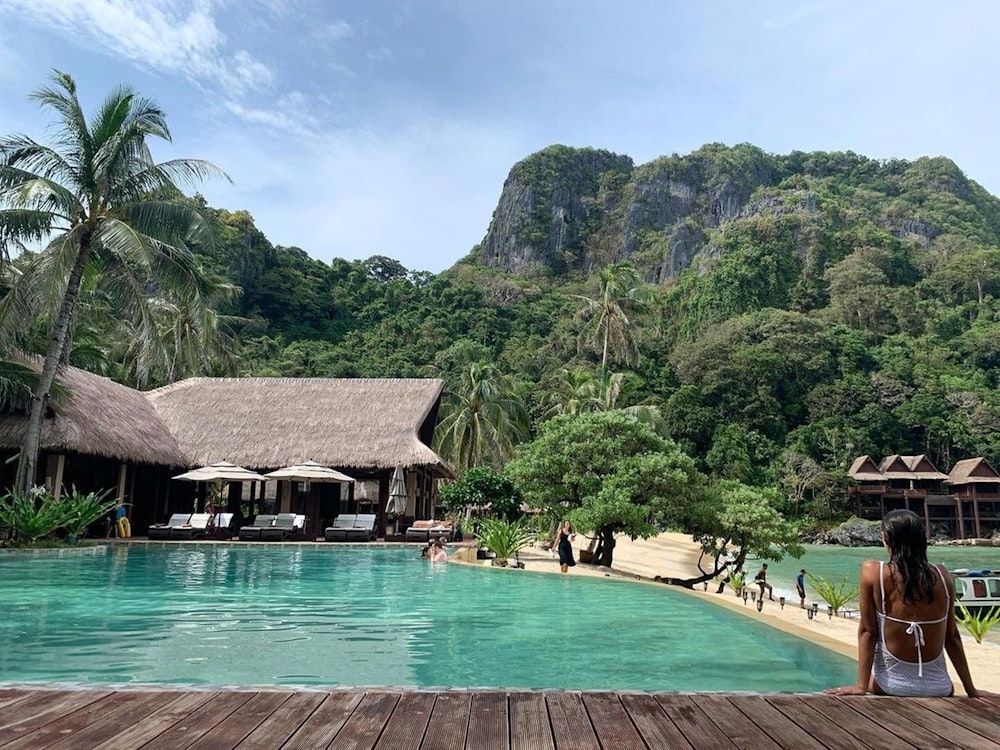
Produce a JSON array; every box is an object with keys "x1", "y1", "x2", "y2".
[
  {"x1": 148, "y1": 513, "x2": 191, "y2": 539},
  {"x1": 170, "y1": 513, "x2": 212, "y2": 539},
  {"x1": 405, "y1": 519, "x2": 453, "y2": 542},
  {"x1": 239, "y1": 514, "x2": 276, "y2": 541},
  {"x1": 213, "y1": 512, "x2": 235, "y2": 538},
  {"x1": 261, "y1": 513, "x2": 300, "y2": 541},
  {"x1": 324, "y1": 514, "x2": 356, "y2": 542}
]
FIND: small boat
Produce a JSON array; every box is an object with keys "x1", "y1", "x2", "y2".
[{"x1": 951, "y1": 569, "x2": 1000, "y2": 617}]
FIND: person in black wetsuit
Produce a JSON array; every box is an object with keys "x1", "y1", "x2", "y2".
[{"x1": 554, "y1": 520, "x2": 576, "y2": 573}]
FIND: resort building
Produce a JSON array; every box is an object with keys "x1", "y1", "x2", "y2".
[
  {"x1": 0, "y1": 362, "x2": 454, "y2": 538},
  {"x1": 848, "y1": 454, "x2": 1000, "y2": 539}
]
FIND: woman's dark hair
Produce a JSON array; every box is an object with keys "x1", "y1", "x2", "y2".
[{"x1": 882, "y1": 510, "x2": 936, "y2": 604}]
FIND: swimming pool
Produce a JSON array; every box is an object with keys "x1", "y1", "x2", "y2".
[{"x1": 0, "y1": 544, "x2": 855, "y2": 692}]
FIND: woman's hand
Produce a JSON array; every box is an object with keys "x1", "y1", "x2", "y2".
[{"x1": 824, "y1": 685, "x2": 867, "y2": 696}]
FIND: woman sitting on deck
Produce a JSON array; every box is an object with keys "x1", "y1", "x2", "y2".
[{"x1": 827, "y1": 509, "x2": 979, "y2": 697}]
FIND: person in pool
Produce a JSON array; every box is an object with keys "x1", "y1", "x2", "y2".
[{"x1": 826, "y1": 509, "x2": 980, "y2": 697}]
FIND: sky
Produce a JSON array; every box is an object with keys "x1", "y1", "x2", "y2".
[{"x1": 0, "y1": 1, "x2": 998, "y2": 273}]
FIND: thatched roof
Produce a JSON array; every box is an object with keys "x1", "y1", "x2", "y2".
[
  {"x1": 147, "y1": 377, "x2": 453, "y2": 476},
  {"x1": 879, "y1": 454, "x2": 917, "y2": 480},
  {"x1": 0, "y1": 359, "x2": 186, "y2": 466},
  {"x1": 848, "y1": 455, "x2": 884, "y2": 482},
  {"x1": 947, "y1": 457, "x2": 1000, "y2": 485},
  {"x1": 900, "y1": 454, "x2": 949, "y2": 480}
]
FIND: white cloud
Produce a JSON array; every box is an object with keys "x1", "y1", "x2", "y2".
[
  {"x1": 366, "y1": 46, "x2": 393, "y2": 62},
  {"x1": 315, "y1": 19, "x2": 353, "y2": 42},
  {"x1": 223, "y1": 91, "x2": 321, "y2": 138},
  {"x1": 0, "y1": 0, "x2": 274, "y2": 94}
]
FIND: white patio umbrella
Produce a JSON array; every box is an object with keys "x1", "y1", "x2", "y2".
[
  {"x1": 263, "y1": 460, "x2": 354, "y2": 484},
  {"x1": 172, "y1": 461, "x2": 268, "y2": 482},
  {"x1": 171, "y1": 461, "x2": 267, "y2": 512},
  {"x1": 388, "y1": 465, "x2": 408, "y2": 515}
]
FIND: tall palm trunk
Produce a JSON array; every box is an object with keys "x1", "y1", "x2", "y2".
[{"x1": 15, "y1": 241, "x2": 91, "y2": 493}]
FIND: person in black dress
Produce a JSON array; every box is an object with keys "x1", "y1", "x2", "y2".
[{"x1": 554, "y1": 520, "x2": 576, "y2": 573}]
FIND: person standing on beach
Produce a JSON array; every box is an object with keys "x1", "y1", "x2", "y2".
[
  {"x1": 755, "y1": 563, "x2": 774, "y2": 600},
  {"x1": 796, "y1": 569, "x2": 807, "y2": 608},
  {"x1": 553, "y1": 520, "x2": 576, "y2": 573}
]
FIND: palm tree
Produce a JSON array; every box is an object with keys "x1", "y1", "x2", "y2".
[
  {"x1": 570, "y1": 261, "x2": 655, "y2": 368},
  {"x1": 543, "y1": 367, "x2": 602, "y2": 418},
  {"x1": 0, "y1": 71, "x2": 227, "y2": 492},
  {"x1": 434, "y1": 360, "x2": 530, "y2": 471}
]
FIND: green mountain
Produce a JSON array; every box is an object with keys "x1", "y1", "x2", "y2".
[{"x1": 140, "y1": 144, "x2": 1000, "y2": 515}]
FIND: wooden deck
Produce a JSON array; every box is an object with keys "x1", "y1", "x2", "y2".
[{"x1": 0, "y1": 688, "x2": 998, "y2": 749}]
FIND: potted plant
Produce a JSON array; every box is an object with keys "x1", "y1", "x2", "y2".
[{"x1": 476, "y1": 517, "x2": 535, "y2": 567}]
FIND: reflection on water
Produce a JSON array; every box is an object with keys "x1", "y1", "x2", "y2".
[{"x1": 0, "y1": 545, "x2": 856, "y2": 691}]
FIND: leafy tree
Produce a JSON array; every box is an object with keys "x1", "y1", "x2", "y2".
[
  {"x1": 439, "y1": 466, "x2": 522, "y2": 521},
  {"x1": 673, "y1": 480, "x2": 802, "y2": 589},
  {"x1": 505, "y1": 411, "x2": 704, "y2": 566},
  {"x1": 434, "y1": 359, "x2": 530, "y2": 471},
  {"x1": 0, "y1": 71, "x2": 226, "y2": 492},
  {"x1": 570, "y1": 261, "x2": 653, "y2": 367}
]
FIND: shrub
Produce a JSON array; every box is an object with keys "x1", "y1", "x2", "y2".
[
  {"x1": 0, "y1": 487, "x2": 68, "y2": 544},
  {"x1": 808, "y1": 573, "x2": 859, "y2": 614},
  {"x1": 476, "y1": 517, "x2": 535, "y2": 565},
  {"x1": 957, "y1": 603, "x2": 1000, "y2": 644},
  {"x1": 58, "y1": 487, "x2": 117, "y2": 539}
]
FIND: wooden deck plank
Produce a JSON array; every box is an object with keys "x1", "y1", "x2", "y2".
[
  {"x1": 861, "y1": 697, "x2": 1000, "y2": 750},
  {"x1": 764, "y1": 696, "x2": 873, "y2": 750},
  {"x1": 0, "y1": 691, "x2": 32, "y2": 713},
  {"x1": 0, "y1": 690, "x2": 112, "y2": 745},
  {"x1": 544, "y1": 692, "x2": 600, "y2": 750},
  {"x1": 508, "y1": 692, "x2": 555, "y2": 750},
  {"x1": 140, "y1": 691, "x2": 256, "y2": 750},
  {"x1": 467, "y1": 691, "x2": 509, "y2": 750},
  {"x1": 92, "y1": 692, "x2": 219, "y2": 750},
  {"x1": 1, "y1": 688, "x2": 997, "y2": 750},
  {"x1": 841, "y1": 698, "x2": 966, "y2": 750},
  {"x1": 656, "y1": 694, "x2": 738, "y2": 750},
  {"x1": 281, "y1": 692, "x2": 364, "y2": 750},
  {"x1": 421, "y1": 692, "x2": 471, "y2": 750},
  {"x1": 327, "y1": 691, "x2": 398, "y2": 750},
  {"x1": 374, "y1": 692, "x2": 435, "y2": 750},
  {"x1": 619, "y1": 693, "x2": 694, "y2": 749},
  {"x1": 186, "y1": 691, "x2": 293, "y2": 750},
  {"x1": 0, "y1": 689, "x2": 110, "y2": 732},
  {"x1": 580, "y1": 693, "x2": 645, "y2": 750},
  {"x1": 234, "y1": 692, "x2": 325, "y2": 749},
  {"x1": 691, "y1": 695, "x2": 782, "y2": 750},
  {"x1": 914, "y1": 697, "x2": 1000, "y2": 745},
  {"x1": 1, "y1": 691, "x2": 158, "y2": 750},
  {"x1": 34, "y1": 691, "x2": 183, "y2": 750},
  {"x1": 781, "y1": 695, "x2": 915, "y2": 750}
]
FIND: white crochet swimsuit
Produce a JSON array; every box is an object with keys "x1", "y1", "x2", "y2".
[{"x1": 871, "y1": 561, "x2": 953, "y2": 697}]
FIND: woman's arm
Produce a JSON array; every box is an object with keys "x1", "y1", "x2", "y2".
[
  {"x1": 940, "y1": 565, "x2": 979, "y2": 697},
  {"x1": 826, "y1": 560, "x2": 878, "y2": 695}
]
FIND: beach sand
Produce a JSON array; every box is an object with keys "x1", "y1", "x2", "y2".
[{"x1": 459, "y1": 532, "x2": 1000, "y2": 694}]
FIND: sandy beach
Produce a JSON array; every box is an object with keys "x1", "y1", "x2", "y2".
[{"x1": 458, "y1": 531, "x2": 1000, "y2": 694}]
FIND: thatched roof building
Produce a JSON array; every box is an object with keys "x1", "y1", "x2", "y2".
[
  {"x1": 848, "y1": 455, "x2": 883, "y2": 482},
  {"x1": 947, "y1": 457, "x2": 999, "y2": 485},
  {"x1": 147, "y1": 377, "x2": 453, "y2": 476},
  {"x1": 0, "y1": 360, "x2": 186, "y2": 467}
]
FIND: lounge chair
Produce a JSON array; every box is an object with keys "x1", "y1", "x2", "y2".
[
  {"x1": 238, "y1": 514, "x2": 276, "y2": 541},
  {"x1": 323, "y1": 514, "x2": 357, "y2": 542},
  {"x1": 147, "y1": 513, "x2": 191, "y2": 540},
  {"x1": 212, "y1": 512, "x2": 235, "y2": 539},
  {"x1": 345, "y1": 513, "x2": 377, "y2": 542},
  {"x1": 405, "y1": 519, "x2": 454, "y2": 543},
  {"x1": 170, "y1": 513, "x2": 213, "y2": 539},
  {"x1": 261, "y1": 513, "x2": 302, "y2": 541}
]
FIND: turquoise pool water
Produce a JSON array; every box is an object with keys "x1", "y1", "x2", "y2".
[{"x1": 0, "y1": 545, "x2": 855, "y2": 692}]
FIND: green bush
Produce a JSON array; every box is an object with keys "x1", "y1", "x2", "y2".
[
  {"x1": 476, "y1": 517, "x2": 535, "y2": 565},
  {"x1": 957, "y1": 603, "x2": 1000, "y2": 644},
  {"x1": 57, "y1": 487, "x2": 117, "y2": 539},
  {"x1": 808, "y1": 573, "x2": 859, "y2": 614},
  {"x1": 0, "y1": 487, "x2": 68, "y2": 544}
]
